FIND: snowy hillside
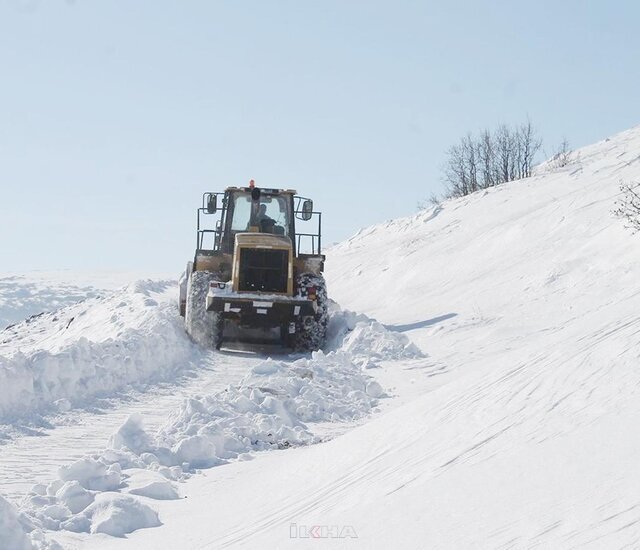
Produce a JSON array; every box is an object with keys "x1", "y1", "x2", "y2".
[
  {"x1": 321, "y1": 125, "x2": 640, "y2": 547},
  {"x1": 2, "y1": 125, "x2": 640, "y2": 549}
]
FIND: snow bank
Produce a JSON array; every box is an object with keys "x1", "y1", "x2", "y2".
[
  {"x1": 0, "y1": 494, "x2": 33, "y2": 550},
  {"x1": 326, "y1": 302, "x2": 424, "y2": 364},
  {"x1": 20, "y1": 308, "x2": 423, "y2": 538},
  {"x1": 0, "y1": 280, "x2": 196, "y2": 419},
  {"x1": 0, "y1": 494, "x2": 61, "y2": 550}
]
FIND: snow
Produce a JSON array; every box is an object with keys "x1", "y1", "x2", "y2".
[
  {"x1": 70, "y1": 493, "x2": 160, "y2": 537},
  {"x1": 0, "y1": 280, "x2": 196, "y2": 419},
  {"x1": 17, "y1": 304, "x2": 414, "y2": 538},
  {"x1": 0, "y1": 494, "x2": 33, "y2": 550},
  {"x1": 3, "y1": 124, "x2": 640, "y2": 548},
  {"x1": 0, "y1": 271, "x2": 165, "y2": 331}
]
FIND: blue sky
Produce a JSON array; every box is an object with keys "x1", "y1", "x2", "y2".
[{"x1": 1, "y1": 0, "x2": 638, "y2": 272}]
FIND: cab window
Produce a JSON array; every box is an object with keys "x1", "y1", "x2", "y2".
[
  {"x1": 230, "y1": 195, "x2": 252, "y2": 231},
  {"x1": 257, "y1": 197, "x2": 289, "y2": 235}
]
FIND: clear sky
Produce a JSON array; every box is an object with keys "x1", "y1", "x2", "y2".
[{"x1": 1, "y1": 0, "x2": 639, "y2": 272}]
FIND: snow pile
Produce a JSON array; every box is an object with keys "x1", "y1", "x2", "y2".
[
  {"x1": 22, "y1": 455, "x2": 174, "y2": 536},
  {"x1": 0, "y1": 494, "x2": 61, "y2": 550},
  {"x1": 0, "y1": 494, "x2": 33, "y2": 550},
  {"x1": 63, "y1": 493, "x2": 161, "y2": 537},
  {"x1": 326, "y1": 302, "x2": 424, "y2": 365},
  {"x1": 20, "y1": 312, "x2": 422, "y2": 537},
  {"x1": 0, "y1": 280, "x2": 196, "y2": 419},
  {"x1": 156, "y1": 351, "x2": 379, "y2": 468}
]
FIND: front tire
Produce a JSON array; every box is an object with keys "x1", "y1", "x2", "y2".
[
  {"x1": 185, "y1": 270, "x2": 223, "y2": 349},
  {"x1": 289, "y1": 273, "x2": 328, "y2": 352}
]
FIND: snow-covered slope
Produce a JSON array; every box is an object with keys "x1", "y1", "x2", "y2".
[
  {"x1": 63, "y1": 125, "x2": 640, "y2": 549},
  {"x1": 3, "y1": 125, "x2": 640, "y2": 549},
  {"x1": 321, "y1": 125, "x2": 640, "y2": 547}
]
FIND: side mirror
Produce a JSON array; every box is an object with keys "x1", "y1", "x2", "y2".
[
  {"x1": 301, "y1": 199, "x2": 313, "y2": 221},
  {"x1": 206, "y1": 194, "x2": 217, "y2": 214}
]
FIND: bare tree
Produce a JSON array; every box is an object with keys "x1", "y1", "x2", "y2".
[
  {"x1": 477, "y1": 129, "x2": 495, "y2": 189},
  {"x1": 518, "y1": 120, "x2": 543, "y2": 177},
  {"x1": 461, "y1": 134, "x2": 479, "y2": 193},
  {"x1": 614, "y1": 181, "x2": 640, "y2": 232},
  {"x1": 441, "y1": 120, "x2": 544, "y2": 199},
  {"x1": 443, "y1": 142, "x2": 468, "y2": 198},
  {"x1": 495, "y1": 124, "x2": 514, "y2": 184}
]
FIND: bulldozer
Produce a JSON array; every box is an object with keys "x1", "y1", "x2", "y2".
[{"x1": 179, "y1": 181, "x2": 328, "y2": 351}]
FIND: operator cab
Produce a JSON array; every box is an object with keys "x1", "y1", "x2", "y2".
[
  {"x1": 228, "y1": 189, "x2": 292, "y2": 239},
  {"x1": 196, "y1": 183, "x2": 320, "y2": 260}
]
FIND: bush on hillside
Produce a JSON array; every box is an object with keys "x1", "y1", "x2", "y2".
[{"x1": 614, "y1": 181, "x2": 640, "y2": 232}]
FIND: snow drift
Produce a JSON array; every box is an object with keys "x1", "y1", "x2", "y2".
[
  {"x1": 317, "y1": 124, "x2": 640, "y2": 547},
  {"x1": 8, "y1": 126, "x2": 640, "y2": 548},
  {"x1": 60, "y1": 124, "x2": 640, "y2": 549},
  {"x1": 17, "y1": 305, "x2": 422, "y2": 537},
  {"x1": 0, "y1": 280, "x2": 196, "y2": 419}
]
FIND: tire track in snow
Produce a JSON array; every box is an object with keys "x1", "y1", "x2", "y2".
[{"x1": 0, "y1": 351, "x2": 260, "y2": 501}]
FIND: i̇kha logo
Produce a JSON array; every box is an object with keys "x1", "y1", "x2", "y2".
[{"x1": 290, "y1": 523, "x2": 358, "y2": 539}]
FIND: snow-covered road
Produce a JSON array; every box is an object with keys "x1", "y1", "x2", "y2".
[
  {"x1": 0, "y1": 275, "x2": 421, "y2": 548},
  {"x1": 0, "y1": 350, "x2": 258, "y2": 501}
]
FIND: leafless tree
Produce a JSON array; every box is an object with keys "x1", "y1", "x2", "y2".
[
  {"x1": 495, "y1": 124, "x2": 514, "y2": 184},
  {"x1": 477, "y1": 129, "x2": 495, "y2": 189},
  {"x1": 517, "y1": 120, "x2": 543, "y2": 178},
  {"x1": 441, "y1": 120, "x2": 544, "y2": 199},
  {"x1": 461, "y1": 134, "x2": 479, "y2": 193},
  {"x1": 614, "y1": 181, "x2": 640, "y2": 232},
  {"x1": 443, "y1": 142, "x2": 468, "y2": 198}
]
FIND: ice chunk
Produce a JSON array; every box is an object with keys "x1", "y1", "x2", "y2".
[
  {"x1": 83, "y1": 493, "x2": 160, "y2": 537},
  {"x1": 55, "y1": 481, "x2": 94, "y2": 514},
  {"x1": 108, "y1": 413, "x2": 152, "y2": 454}
]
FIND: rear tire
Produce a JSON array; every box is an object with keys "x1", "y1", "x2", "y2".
[
  {"x1": 289, "y1": 273, "x2": 328, "y2": 352},
  {"x1": 178, "y1": 261, "x2": 193, "y2": 318},
  {"x1": 185, "y1": 270, "x2": 223, "y2": 349}
]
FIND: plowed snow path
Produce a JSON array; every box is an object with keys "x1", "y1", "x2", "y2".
[{"x1": 0, "y1": 349, "x2": 264, "y2": 500}]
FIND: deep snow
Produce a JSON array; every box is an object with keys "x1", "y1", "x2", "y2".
[
  {"x1": 0, "y1": 280, "x2": 196, "y2": 420},
  {"x1": 0, "y1": 272, "x2": 421, "y2": 548},
  {"x1": 3, "y1": 124, "x2": 640, "y2": 548}
]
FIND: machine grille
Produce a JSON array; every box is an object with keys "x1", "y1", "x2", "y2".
[{"x1": 238, "y1": 248, "x2": 289, "y2": 293}]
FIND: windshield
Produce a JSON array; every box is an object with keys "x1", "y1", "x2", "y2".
[{"x1": 229, "y1": 193, "x2": 291, "y2": 236}]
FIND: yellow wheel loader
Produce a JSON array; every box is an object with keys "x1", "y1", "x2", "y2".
[{"x1": 179, "y1": 182, "x2": 327, "y2": 351}]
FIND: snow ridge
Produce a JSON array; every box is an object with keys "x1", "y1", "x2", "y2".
[
  {"x1": 18, "y1": 306, "x2": 422, "y2": 539},
  {"x1": 0, "y1": 280, "x2": 196, "y2": 420}
]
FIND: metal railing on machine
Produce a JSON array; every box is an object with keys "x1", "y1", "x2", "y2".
[
  {"x1": 293, "y1": 196, "x2": 322, "y2": 255},
  {"x1": 196, "y1": 192, "x2": 226, "y2": 253}
]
